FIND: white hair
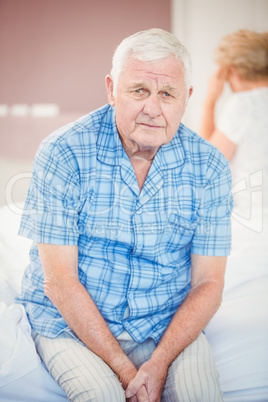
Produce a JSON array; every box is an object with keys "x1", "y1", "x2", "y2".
[{"x1": 110, "y1": 28, "x2": 192, "y2": 98}]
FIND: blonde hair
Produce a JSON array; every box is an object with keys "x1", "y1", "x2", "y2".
[{"x1": 214, "y1": 30, "x2": 268, "y2": 81}]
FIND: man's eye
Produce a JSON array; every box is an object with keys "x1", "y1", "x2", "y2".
[
  {"x1": 163, "y1": 92, "x2": 171, "y2": 97},
  {"x1": 135, "y1": 88, "x2": 144, "y2": 94}
]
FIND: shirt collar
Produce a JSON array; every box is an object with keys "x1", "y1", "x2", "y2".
[{"x1": 96, "y1": 106, "x2": 126, "y2": 166}]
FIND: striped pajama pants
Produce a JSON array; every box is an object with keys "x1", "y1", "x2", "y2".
[{"x1": 34, "y1": 331, "x2": 223, "y2": 402}]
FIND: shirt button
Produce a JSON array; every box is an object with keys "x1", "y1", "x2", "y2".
[
  {"x1": 136, "y1": 209, "x2": 142, "y2": 214},
  {"x1": 136, "y1": 243, "x2": 142, "y2": 250},
  {"x1": 128, "y1": 293, "x2": 134, "y2": 300}
]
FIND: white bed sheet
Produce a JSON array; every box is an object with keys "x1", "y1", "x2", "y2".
[
  {"x1": 205, "y1": 215, "x2": 268, "y2": 401},
  {"x1": 0, "y1": 203, "x2": 267, "y2": 401},
  {"x1": 0, "y1": 203, "x2": 68, "y2": 401}
]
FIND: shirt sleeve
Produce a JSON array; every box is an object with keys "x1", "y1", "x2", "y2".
[
  {"x1": 18, "y1": 138, "x2": 82, "y2": 245},
  {"x1": 191, "y1": 160, "x2": 233, "y2": 256},
  {"x1": 217, "y1": 94, "x2": 251, "y2": 145}
]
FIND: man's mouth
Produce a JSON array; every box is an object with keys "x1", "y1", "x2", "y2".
[{"x1": 138, "y1": 123, "x2": 163, "y2": 129}]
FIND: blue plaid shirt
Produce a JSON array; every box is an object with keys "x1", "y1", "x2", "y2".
[{"x1": 17, "y1": 104, "x2": 232, "y2": 344}]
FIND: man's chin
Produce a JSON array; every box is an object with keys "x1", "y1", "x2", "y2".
[{"x1": 133, "y1": 129, "x2": 167, "y2": 146}]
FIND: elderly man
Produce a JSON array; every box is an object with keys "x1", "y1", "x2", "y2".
[{"x1": 17, "y1": 29, "x2": 232, "y2": 401}]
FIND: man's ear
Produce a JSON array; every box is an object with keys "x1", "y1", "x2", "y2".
[
  {"x1": 188, "y1": 86, "x2": 193, "y2": 102},
  {"x1": 105, "y1": 75, "x2": 115, "y2": 106},
  {"x1": 183, "y1": 86, "x2": 193, "y2": 109}
]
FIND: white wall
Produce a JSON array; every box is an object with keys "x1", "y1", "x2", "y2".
[{"x1": 171, "y1": 0, "x2": 268, "y2": 132}]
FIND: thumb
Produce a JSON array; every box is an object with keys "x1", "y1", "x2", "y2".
[{"x1": 125, "y1": 375, "x2": 144, "y2": 398}]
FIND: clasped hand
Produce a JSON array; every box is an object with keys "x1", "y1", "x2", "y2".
[{"x1": 125, "y1": 358, "x2": 168, "y2": 402}]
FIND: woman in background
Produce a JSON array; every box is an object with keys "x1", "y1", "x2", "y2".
[
  {"x1": 200, "y1": 29, "x2": 268, "y2": 161},
  {"x1": 200, "y1": 30, "x2": 268, "y2": 246}
]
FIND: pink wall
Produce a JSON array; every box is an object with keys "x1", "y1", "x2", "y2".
[{"x1": 0, "y1": 0, "x2": 171, "y2": 113}]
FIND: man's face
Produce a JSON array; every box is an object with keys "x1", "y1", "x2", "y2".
[{"x1": 106, "y1": 55, "x2": 193, "y2": 153}]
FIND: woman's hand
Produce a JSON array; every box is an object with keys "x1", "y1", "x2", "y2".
[
  {"x1": 205, "y1": 67, "x2": 228, "y2": 104},
  {"x1": 200, "y1": 67, "x2": 229, "y2": 140}
]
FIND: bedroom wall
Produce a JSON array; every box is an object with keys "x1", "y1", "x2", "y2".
[
  {"x1": 0, "y1": 0, "x2": 171, "y2": 206},
  {"x1": 0, "y1": 0, "x2": 170, "y2": 113}
]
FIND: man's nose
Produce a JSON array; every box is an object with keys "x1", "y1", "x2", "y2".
[{"x1": 142, "y1": 94, "x2": 162, "y2": 118}]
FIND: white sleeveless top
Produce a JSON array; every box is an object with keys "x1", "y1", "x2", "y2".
[
  {"x1": 217, "y1": 87, "x2": 268, "y2": 211},
  {"x1": 217, "y1": 87, "x2": 268, "y2": 256}
]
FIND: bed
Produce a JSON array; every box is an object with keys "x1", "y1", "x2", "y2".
[{"x1": 0, "y1": 201, "x2": 268, "y2": 401}]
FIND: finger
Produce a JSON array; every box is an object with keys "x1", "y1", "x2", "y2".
[
  {"x1": 125, "y1": 376, "x2": 145, "y2": 398},
  {"x1": 217, "y1": 66, "x2": 228, "y2": 80},
  {"x1": 128, "y1": 395, "x2": 138, "y2": 402},
  {"x1": 136, "y1": 385, "x2": 149, "y2": 402}
]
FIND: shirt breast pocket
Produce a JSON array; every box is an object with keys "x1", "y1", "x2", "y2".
[
  {"x1": 168, "y1": 213, "x2": 197, "y2": 236},
  {"x1": 158, "y1": 213, "x2": 198, "y2": 267}
]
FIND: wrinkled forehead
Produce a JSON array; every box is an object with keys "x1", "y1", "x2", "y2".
[{"x1": 118, "y1": 55, "x2": 186, "y2": 87}]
